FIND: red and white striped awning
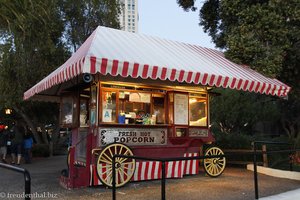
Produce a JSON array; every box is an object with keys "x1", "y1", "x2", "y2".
[{"x1": 24, "y1": 26, "x2": 290, "y2": 100}]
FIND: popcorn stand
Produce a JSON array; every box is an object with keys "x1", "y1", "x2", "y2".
[{"x1": 23, "y1": 26, "x2": 290, "y2": 189}]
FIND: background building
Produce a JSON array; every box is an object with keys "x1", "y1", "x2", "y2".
[{"x1": 119, "y1": 0, "x2": 138, "y2": 33}]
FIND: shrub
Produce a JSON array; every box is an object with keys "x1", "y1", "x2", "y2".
[{"x1": 213, "y1": 131, "x2": 253, "y2": 149}]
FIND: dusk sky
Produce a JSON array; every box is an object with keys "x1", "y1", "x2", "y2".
[{"x1": 138, "y1": 0, "x2": 216, "y2": 49}]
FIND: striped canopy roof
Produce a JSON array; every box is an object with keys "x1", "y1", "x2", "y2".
[{"x1": 24, "y1": 26, "x2": 290, "y2": 100}]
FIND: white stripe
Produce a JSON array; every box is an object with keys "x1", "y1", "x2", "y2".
[
  {"x1": 167, "y1": 162, "x2": 173, "y2": 178},
  {"x1": 105, "y1": 59, "x2": 113, "y2": 75},
  {"x1": 141, "y1": 162, "x2": 146, "y2": 180},
  {"x1": 185, "y1": 156, "x2": 191, "y2": 174},
  {"x1": 154, "y1": 161, "x2": 159, "y2": 179},
  {"x1": 181, "y1": 160, "x2": 185, "y2": 176},
  {"x1": 126, "y1": 62, "x2": 135, "y2": 77},
  {"x1": 192, "y1": 154, "x2": 197, "y2": 174},
  {"x1": 164, "y1": 68, "x2": 174, "y2": 81},
  {"x1": 128, "y1": 162, "x2": 134, "y2": 181},
  {"x1": 148, "y1": 161, "x2": 153, "y2": 180},
  {"x1": 134, "y1": 162, "x2": 139, "y2": 181},
  {"x1": 95, "y1": 57, "x2": 101, "y2": 74}
]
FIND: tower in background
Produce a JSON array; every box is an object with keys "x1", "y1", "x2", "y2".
[{"x1": 119, "y1": 0, "x2": 138, "y2": 33}]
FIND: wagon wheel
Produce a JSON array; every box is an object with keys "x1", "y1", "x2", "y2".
[
  {"x1": 203, "y1": 146, "x2": 226, "y2": 177},
  {"x1": 96, "y1": 143, "x2": 135, "y2": 187}
]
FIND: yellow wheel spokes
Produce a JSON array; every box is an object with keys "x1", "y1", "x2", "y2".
[
  {"x1": 108, "y1": 147, "x2": 114, "y2": 158},
  {"x1": 96, "y1": 143, "x2": 136, "y2": 187},
  {"x1": 119, "y1": 166, "x2": 129, "y2": 177},
  {"x1": 203, "y1": 146, "x2": 226, "y2": 177},
  {"x1": 116, "y1": 145, "x2": 123, "y2": 162},
  {"x1": 99, "y1": 157, "x2": 112, "y2": 165},
  {"x1": 102, "y1": 152, "x2": 112, "y2": 162}
]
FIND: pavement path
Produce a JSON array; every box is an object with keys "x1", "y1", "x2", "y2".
[
  {"x1": 0, "y1": 156, "x2": 300, "y2": 200},
  {"x1": 260, "y1": 188, "x2": 300, "y2": 200}
]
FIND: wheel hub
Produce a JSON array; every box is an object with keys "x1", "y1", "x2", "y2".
[{"x1": 115, "y1": 162, "x2": 121, "y2": 168}]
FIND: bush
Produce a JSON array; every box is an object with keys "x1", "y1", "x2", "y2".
[
  {"x1": 214, "y1": 132, "x2": 295, "y2": 169},
  {"x1": 264, "y1": 135, "x2": 293, "y2": 170},
  {"x1": 213, "y1": 131, "x2": 255, "y2": 165},
  {"x1": 32, "y1": 144, "x2": 50, "y2": 157},
  {"x1": 214, "y1": 131, "x2": 253, "y2": 149}
]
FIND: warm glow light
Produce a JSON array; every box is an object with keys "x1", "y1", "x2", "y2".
[
  {"x1": 5, "y1": 108, "x2": 12, "y2": 115},
  {"x1": 189, "y1": 98, "x2": 197, "y2": 103}
]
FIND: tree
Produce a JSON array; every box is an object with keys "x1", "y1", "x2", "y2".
[
  {"x1": 0, "y1": 0, "x2": 68, "y2": 143},
  {"x1": 59, "y1": 0, "x2": 121, "y2": 51},
  {"x1": 0, "y1": 0, "x2": 121, "y2": 144},
  {"x1": 210, "y1": 89, "x2": 280, "y2": 135},
  {"x1": 178, "y1": 0, "x2": 299, "y2": 77},
  {"x1": 177, "y1": 0, "x2": 300, "y2": 143}
]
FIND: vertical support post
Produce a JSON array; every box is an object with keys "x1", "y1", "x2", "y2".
[
  {"x1": 262, "y1": 144, "x2": 268, "y2": 167},
  {"x1": 289, "y1": 145, "x2": 294, "y2": 171},
  {"x1": 253, "y1": 142, "x2": 259, "y2": 200},
  {"x1": 24, "y1": 170, "x2": 31, "y2": 200},
  {"x1": 112, "y1": 156, "x2": 116, "y2": 200},
  {"x1": 161, "y1": 161, "x2": 166, "y2": 200},
  {"x1": 289, "y1": 152, "x2": 293, "y2": 171},
  {"x1": 69, "y1": 147, "x2": 75, "y2": 188}
]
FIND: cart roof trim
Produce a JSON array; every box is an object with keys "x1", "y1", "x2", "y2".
[{"x1": 24, "y1": 26, "x2": 291, "y2": 100}]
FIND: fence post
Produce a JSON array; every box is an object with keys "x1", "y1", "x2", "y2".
[
  {"x1": 253, "y1": 142, "x2": 259, "y2": 200},
  {"x1": 24, "y1": 169, "x2": 31, "y2": 200},
  {"x1": 112, "y1": 156, "x2": 116, "y2": 200},
  {"x1": 69, "y1": 147, "x2": 75, "y2": 187},
  {"x1": 161, "y1": 161, "x2": 166, "y2": 200},
  {"x1": 262, "y1": 144, "x2": 268, "y2": 167}
]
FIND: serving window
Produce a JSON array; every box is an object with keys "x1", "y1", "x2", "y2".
[
  {"x1": 100, "y1": 83, "x2": 166, "y2": 125},
  {"x1": 99, "y1": 83, "x2": 208, "y2": 129}
]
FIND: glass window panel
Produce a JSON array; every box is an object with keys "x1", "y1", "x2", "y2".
[
  {"x1": 189, "y1": 98, "x2": 207, "y2": 126},
  {"x1": 168, "y1": 93, "x2": 174, "y2": 124},
  {"x1": 118, "y1": 91, "x2": 151, "y2": 124},
  {"x1": 75, "y1": 128, "x2": 88, "y2": 162},
  {"x1": 79, "y1": 98, "x2": 89, "y2": 126},
  {"x1": 90, "y1": 85, "x2": 97, "y2": 125},
  {"x1": 102, "y1": 91, "x2": 117, "y2": 123},
  {"x1": 153, "y1": 95, "x2": 165, "y2": 124},
  {"x1": 61, "y1": 96, "x2": 73, "y2": 125}
]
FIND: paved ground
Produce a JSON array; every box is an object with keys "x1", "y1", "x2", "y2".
[
  {"x1": 260, "y1": 188, "x2": 300, "y2": 200},
  {"x1": 0, "y1": 156, "x2": 300, "y2": 200}
]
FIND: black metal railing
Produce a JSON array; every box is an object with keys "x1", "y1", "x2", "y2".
[
  {"x1": 0, "y1": 163, "x2": 31, "y2": 200},
  {"x1": 110, "y1": 143, "x2": 299, "y2": 200},
  {"x1": 252, "y1": 141, "x2": 297, "y2": 199},
  {"x1": 111, "y1": 154, "x2": 226, "y2": 200}
]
